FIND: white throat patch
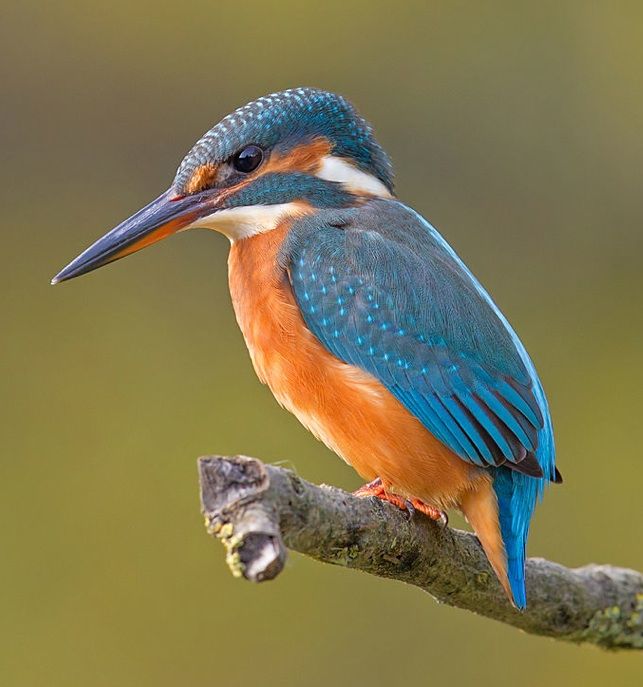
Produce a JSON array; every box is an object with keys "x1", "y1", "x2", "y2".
[{"x1": 187, "y1": 203, "x2": 307, "y2": 242}]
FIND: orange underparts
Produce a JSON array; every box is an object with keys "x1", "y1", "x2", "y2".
[{"x1": 227, "y1": 218, "x2": 512, "y2": 603}]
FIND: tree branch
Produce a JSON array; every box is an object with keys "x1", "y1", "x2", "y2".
[{"x1": 198, "y1": 455, "x2": 642, "y2": 650}]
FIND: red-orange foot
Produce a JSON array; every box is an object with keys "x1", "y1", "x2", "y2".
[{"x1": 353, "y1": 478, "x2": 448, "y2": 525}]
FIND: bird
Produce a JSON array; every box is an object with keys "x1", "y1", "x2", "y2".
[{"x1": 53, "y1": 87, "x2": 560, "y2": 609}]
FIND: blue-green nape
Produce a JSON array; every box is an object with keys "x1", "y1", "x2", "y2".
[{"x1": 173, "y1": 88, "x2": 394, "y2": 194}]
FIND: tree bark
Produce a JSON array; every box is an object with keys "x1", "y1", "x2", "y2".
[{"x1": 198, "y1": 455, "x2": 642, "y2": 651}]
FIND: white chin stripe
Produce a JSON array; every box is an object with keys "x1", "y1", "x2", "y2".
[
  {"x1": 186, "y1": 202, "x2": 307, "y2": 241},
  {"x1": 316, "y1": 156, "x2": 392, "y2": 198}
]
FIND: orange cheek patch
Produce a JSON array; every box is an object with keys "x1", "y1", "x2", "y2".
[
  {"x1": 179, "y1": 139, "x2": 331, "y2": 208},
  {"x1": 185, "y1": 164, "x2": 219, "y2": 194},
  {"x1": 262, "y1": 138, "x2": 332, "y2": 175},
  {"x1": 184, "y1": 139, "x2": 331, "y2": 197}
]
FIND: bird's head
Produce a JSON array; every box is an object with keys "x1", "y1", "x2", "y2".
[{"x1": 52, "y1": 87, "x2": 394, "y2": 284}]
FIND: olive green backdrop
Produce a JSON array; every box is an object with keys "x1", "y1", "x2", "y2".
[{"x1": 2, "y1": 2, "x2": 641, "y2": 685}]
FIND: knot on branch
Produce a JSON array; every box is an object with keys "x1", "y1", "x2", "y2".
[{"x1": 200, "y1": 456, "x2": 285, "y2": 582}]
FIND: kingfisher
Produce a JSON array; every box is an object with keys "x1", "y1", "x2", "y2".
[{"x1": 53, "y1": 87, "x2": 561, "y2": 608}]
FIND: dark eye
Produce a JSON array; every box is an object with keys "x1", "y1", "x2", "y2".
[{"x1": 232, "y1": 145, "x2": 263, "y2": 173}]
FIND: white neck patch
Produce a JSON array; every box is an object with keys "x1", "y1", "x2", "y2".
[
  {"x1": 187, "y1": 202, "x2": 308, "y2": 242},
  {"x1": 316, "y1": 155, "x2": 393, "y2": 198}
]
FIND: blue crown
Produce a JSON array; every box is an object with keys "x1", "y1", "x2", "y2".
[{"x1": 173, "y1": 88, "x2": 394, "y2": 193}]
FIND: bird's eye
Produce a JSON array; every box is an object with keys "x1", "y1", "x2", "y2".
[{"x1": 232, "y1": 145, "x2": 264, "y2": 173}]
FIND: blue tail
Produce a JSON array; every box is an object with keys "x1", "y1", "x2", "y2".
[
  {"x1": 492, "y1": 341, "x2": 557, "y2": 608},
  {"x1": 494, "y1": 470, "x2": 533, "y2": 609},
  {"x1": 494, "y1": 444, "x2": 555, "y2": 609}
]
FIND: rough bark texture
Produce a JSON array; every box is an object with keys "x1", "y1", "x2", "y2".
[{"x1": 198, "y1": 455, "x2": 642, "y2": 650}]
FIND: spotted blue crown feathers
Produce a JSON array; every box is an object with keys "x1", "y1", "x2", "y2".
[{"x1": 173, "y1": 87, "x2": 394, "y2": 195}]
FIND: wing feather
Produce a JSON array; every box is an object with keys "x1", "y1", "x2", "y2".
[{"x1": 282, "y1": 201, "x2": 548, "y2": 477}]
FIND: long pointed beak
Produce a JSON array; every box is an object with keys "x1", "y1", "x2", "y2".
[{"x1": 51, "y1": 188, "x2": 215, "y2": 285}]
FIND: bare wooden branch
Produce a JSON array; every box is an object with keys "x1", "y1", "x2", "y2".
[{"x1": 198, "y1": 455, "x2": 642, "y2": 650}]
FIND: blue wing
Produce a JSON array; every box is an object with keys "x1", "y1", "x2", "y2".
[{"x1": 282, "y1": 199, "x2": 555, "y2": 479}]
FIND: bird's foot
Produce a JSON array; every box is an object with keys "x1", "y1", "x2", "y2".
[{"x1": 353, "y1": 478, "x2": 448, "y2": 525}]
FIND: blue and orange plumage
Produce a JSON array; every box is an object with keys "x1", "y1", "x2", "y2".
[{"x1": 53, "y1": 87, "x2": 560, "y2": 609}]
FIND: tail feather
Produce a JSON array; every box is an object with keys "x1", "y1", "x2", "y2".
[
  {"x1": 493, "y1": 468, "x2": 542, "y2": 610},
  {"x1": 460, "y1": 480, "x2": 513, "y2": 605},
  {"x1": 496, "y1": 493, "x2": 527, "y2": 609},
  {"x1": 461, "y1": 470, "x2": 542, "y2": 610}
]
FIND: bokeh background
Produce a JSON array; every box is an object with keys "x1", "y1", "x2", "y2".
[{"x1": 2, "y1": 2, "x2": 642, "y2": 685}]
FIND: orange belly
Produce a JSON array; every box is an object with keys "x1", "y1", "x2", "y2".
[{"x1": 227, "y1": 223, "x2": 487, "y2": 510}]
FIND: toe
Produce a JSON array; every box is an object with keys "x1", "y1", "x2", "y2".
[{"x1": 353, "y1": 478, "x2": 383, "y2": 498}]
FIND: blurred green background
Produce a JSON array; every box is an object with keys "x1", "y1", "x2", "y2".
[{"x1": 2, "y1": 1, "x2": 642, "y2": 685}]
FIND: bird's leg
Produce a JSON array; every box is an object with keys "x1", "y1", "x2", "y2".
[
  {"x1": 353, "y1": 478, "x2": 448, "y2": 525},
  {"x1": 353, "y1": 478, "x2": 413, "y2": 519}
]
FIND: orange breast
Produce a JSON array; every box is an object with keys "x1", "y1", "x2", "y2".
[{"x1": 227, "y1": 223, "x2": 486, "y2": 509}]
